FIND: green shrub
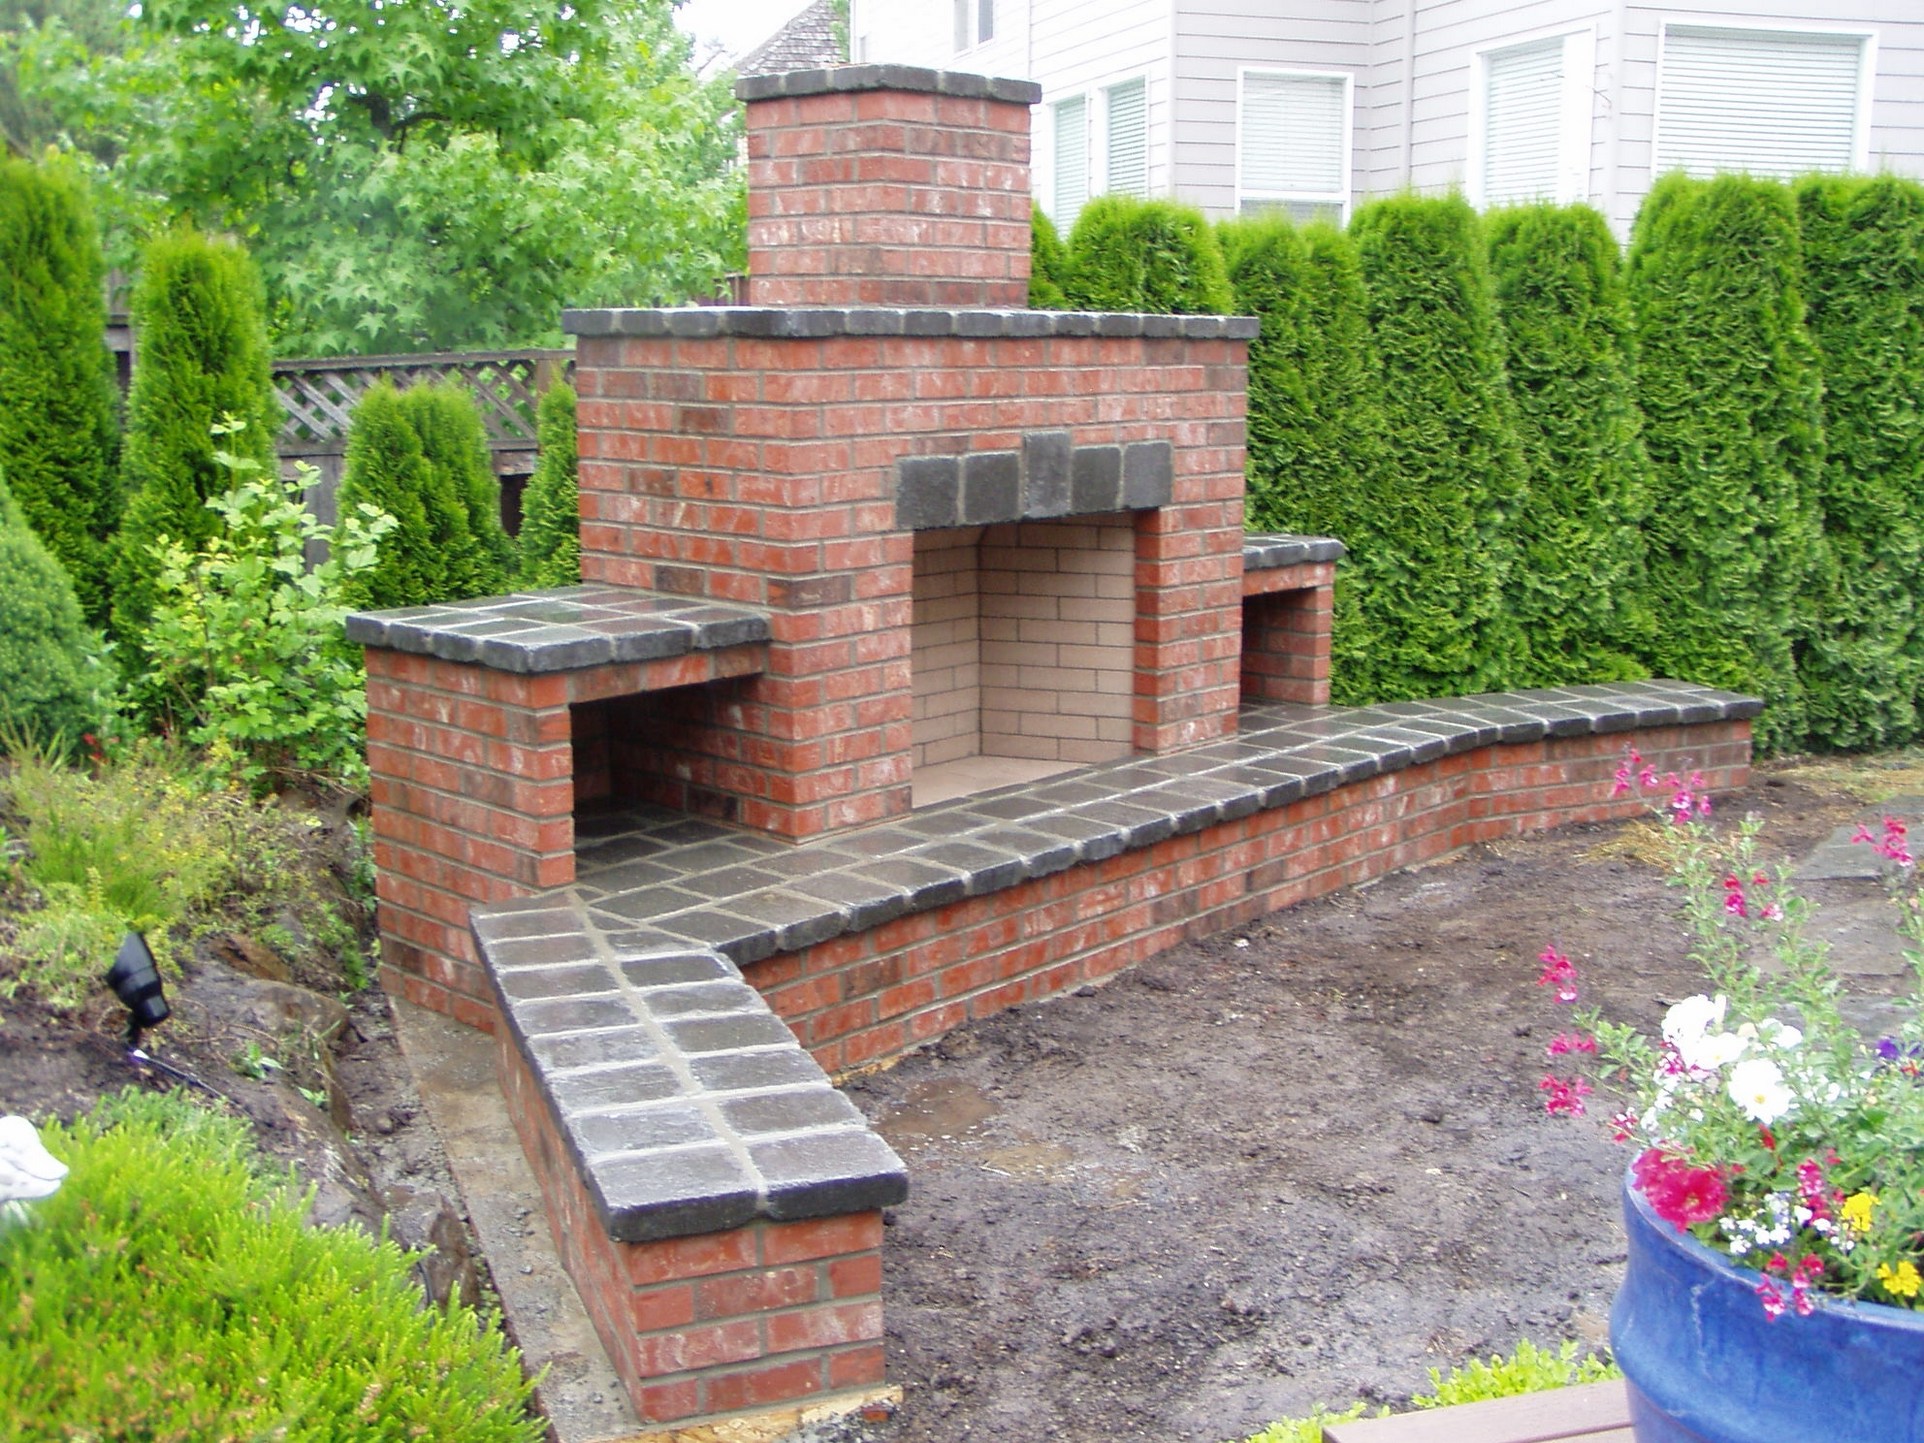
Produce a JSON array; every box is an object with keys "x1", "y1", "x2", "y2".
[
  {"x1": 1349, "y1": 193, "x2": 1530, "y2": 700},
  {"x1": 1794, "y1": 175, "x2": 1924, "y2": 751},
  {"x1": 111, "y1": 230, "x2": 278, "y2": 646},
  {"x1": 1029, "y1": 203, "x2": 1069, "y2": 309},
  {"x1": 1486, "y1": 202, "x2": 1653, "y2": 684},
  {"x1": 1627, "y1": 174, "x2": 1826, "y2": 753},
  {"x1": 1415, "y1": 1338, "x2": 1619, "y2": 1408},
  {"x1": 0, "y1": 156, "x2": 121, "y2": 622},
  {"x1": 1062, "y1": 196, "x2": 1235, "y2": 313},
  {"x1": 335, "y1": 379, "x2": 468, "y2": 609},
  {"x1": 0, "y1": 468, "x2": 108, "y2": 751},
  {"x1": 518, "y1": 381, "x2": 581, "y2": 588},
  {"x1": 135, "y1": 420, "x2": 394, "y2": 792},
  {"x1": 398, "y1": 380, "x2": 515, "y2": 598},
  {"x1": 0, "y1": 1089, "x2": 542, "y2": 1440},
  {"x1": 1219, "y1": 214, "x2": 1385, "y2": 704}
]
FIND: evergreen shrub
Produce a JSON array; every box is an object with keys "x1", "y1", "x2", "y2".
[
  {"x1": 0, "y1": 157, "x2": 121, "y2": 622},
  {"x1": 1349, "y1": 193, "x2": 1529, "y2": 700},
  {"x1": 518, "y1": 381, "x2": 581, "y2": 588},
  {"x1": 1794, "y1": 174, "x2": 1924, "y2": 750},
  {"x1": 1029, "y1": 204, "x2": 1069, "y2": 309},
  {"x1": 334, "y1": 380, "x2": 469, "y2": 610},
  {"x1": 111, "y1": 230, "x2": 278, "y2": 644},
  {"x1": 1627, "y1": 174, "x2": 1826, "y2": 752},
  {"x1": 1219, "y1": 214, "x2": 1385, "y2": 703},
  {"x1": 1485, "y1": 202, "x2": 1653, "y2": 684},
  {"x1": 1061, "y1": 196, "x2": 1235, "y2": 313},
  {"x1": 396, "y1": 380, "x2": 514, "y2": 597},
  {"x1": 0, "y1": 469, "x2": 106, "y2": 750},
  {"x1": 0, "y1": 1089, "x2": 542, "y2": 1440}
]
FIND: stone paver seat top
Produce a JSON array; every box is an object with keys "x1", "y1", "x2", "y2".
[
  {"x1": 473, "y1": 681, "x2": 1757, "y2": 1248},
  {"x1": 1242, "y1": 532, "x2": 1346, "y2": 570},
  {"x1": 344, "y1": 586, "x2": 770, "y2": 675}
]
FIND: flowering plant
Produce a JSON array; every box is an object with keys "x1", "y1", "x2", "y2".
[{"x1": 1539, "y1": 748, "x2": 1924, "y2": 1317}]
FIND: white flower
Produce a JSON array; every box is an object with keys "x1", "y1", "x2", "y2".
[
  {"x1": 1664, "y1": 994, "x2": 1727, "y2": 1048},
  {"x1": 0, "y1": 1115, "x2": 67, "y2": 1204},
  {"x1": 1736, "y1": 1018, "x2": 1803, "y2": 1051},
  {"x1": 1727, "y1": 1057, "x2": 1795, "y2": 1124}
]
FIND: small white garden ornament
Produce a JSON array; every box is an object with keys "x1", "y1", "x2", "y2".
[{"x1": 0, "y1": 1114, "x2": 67, "y2": 1227}]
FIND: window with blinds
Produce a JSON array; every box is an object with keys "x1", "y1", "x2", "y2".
[
  {"x1": 1054, "y1": 95, "x2": 1089, "y2": 223},
  {"x1": 1655, "y1": 25, "x2": 1871, "y2": 179},
  {"x1": 1106, "y1": 79, "x2": 1148, "y2": 198},
  {"x1": 978, "y1": 0, "x2": 993, "y2": 45},
  {"x1": 1472, "y1": 30, "x2": 1594, "y2": 208},
  {"x1": 1237, "y1": 70, "x2": 1352, "y2": 219}
]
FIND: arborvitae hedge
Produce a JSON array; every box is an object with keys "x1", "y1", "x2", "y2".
[
  {"x1": 336, "y1": 380, "x2": 471, "y2": 610},
  {"x1": 1485, "y1": 202, "x2": 1653, "y2": 685},
  {"x1": 0, "y1": 468, "x2": 102, "y2": 748},
  {"x1": 396, "y1": 381, "x2": 514, "y2": 598},
  {"x1": 1794, "y1": 175, "x2": 1924, "y2": 751},
  {"x1": 1061, "y1": 196, "x2": 1235, "y2": 313},
  {"x1": 1349, "y1": 193, "x2": 1529, "y2": 700},
  {"x1": 1029, "y1": 204, "x2": 1069, "y2": 309},
  {"x1": 1219, "y1": 214, "x2": 1385, "y2": 703},
  {"x1": 111, "y1": 231, "x2": 278, "y2": 644},
  {"x1": 1628, "y1": 174, "x2": 1826, "y2": 753},
  {"x1": 0, "y1": 158, "x2": 121, "y2": 625},
  {"x1": 518, "y1": 382, "x2": 581, "y2": 588}
]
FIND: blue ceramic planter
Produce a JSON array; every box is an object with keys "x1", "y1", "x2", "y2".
[{"x1": 1611, "y1": 1174, "x2": 1924, "y2": 1442}]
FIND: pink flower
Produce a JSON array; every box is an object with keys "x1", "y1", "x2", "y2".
[
  {"x1": 1633, "y1": 1148, "x2": 1729, "y2": 1230},
  {"x1": 1537, "y1": 946, "x2": 1579, "y2": 1003},
  {"x1": 1723, "y1": 876, "x2": 1748, "y2": 918},
  {"x1": 1610, "y1": 1111, "x2": 1638, "y2": 1143},
  {"x1": 1546, "y1": 1032, "x2": 1598, "y2": 1057},
  {"x1": 1539, "y1": 1075, "x2": 1592, "y2": 1117}
]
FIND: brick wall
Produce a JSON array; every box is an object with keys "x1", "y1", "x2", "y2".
[
  {"x1": 496, "y1": 1022, "x2": 887, "y2": 1424},
  {"x1": 740, "y1": 722, "x2": 1752, "y2": 1075},
  {"x1": 911, "y1": 528, "x2": 982, "y2": 768},
  {"x1": 741, "y1": 73, "x2": 1037, "y2": 308},
  {"x1": 571, "y1": 323, "x2": 1250, "y2": 839}
]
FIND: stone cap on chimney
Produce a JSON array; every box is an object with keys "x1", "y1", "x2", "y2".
[{"x1": 734, "y1": 63, "x2": 1042, "y2": 106}]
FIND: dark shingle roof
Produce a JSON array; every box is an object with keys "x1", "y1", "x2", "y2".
[{"x1": 738, "y1": 0, "x2": 844, "y2": 75}]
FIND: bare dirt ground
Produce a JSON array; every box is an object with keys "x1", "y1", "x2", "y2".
[{"x1": 2, "y1": 761, "x2": 1911, "y2": 1443}]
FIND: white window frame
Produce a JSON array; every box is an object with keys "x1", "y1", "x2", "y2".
[
  {"x1": 1050, "y1": 93, "x2": 1091, "y2": 226},
  {"x1": 1651, "y1": 18, "x2": 1877, "y2": 179},
  {"x1": 1104, "y1": 74, "x2": 1150, "y2": 200},
  {"x1": 1467, "y1": 25, "x2": 1596, "y2": 208},
  {"x1": 953, "y1": 0, "x2": 994, "y2": 54},
  {"x1": 1234, "y1": 67, "x2": 1355, "y2": 223}
]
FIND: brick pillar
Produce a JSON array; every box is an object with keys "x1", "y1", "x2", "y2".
[{"x1": 737, "y1": 66, "x2": 1041, "y2": 308}]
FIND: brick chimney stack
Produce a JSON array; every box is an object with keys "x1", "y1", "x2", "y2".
[{"x1": 736, "y1": 66, "x2": 1042, "y2": 308}]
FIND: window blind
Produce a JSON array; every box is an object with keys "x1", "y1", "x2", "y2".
[
  {"x1": 1239, "y1": 72, "x2": 1348, "y2": 203},
  {"x1": 1483, "y1": 37, "x2": 1566, "y2": 206},
  {"x1": 1657, "y1": 26, "x2": 1866, "y2": 179},
  {"x1": 1107, "y1": 79, "x2": 1148, "y2": 198},
  {"x1": 1055, "y1": 96, "x2": 1089, "y2": 222}
]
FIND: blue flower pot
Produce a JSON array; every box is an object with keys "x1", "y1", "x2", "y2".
[{"x1": 1611, "y1": 1174, "x2": 1924, "y2": 1442}]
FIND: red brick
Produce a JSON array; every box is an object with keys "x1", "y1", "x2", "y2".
[
  {"x1": 762, "y1": 1213, "x2": 885, "y2": 1265},
  {"x1": 702, "y1": 1355, "x2": 826, "y2": 1414},
  {"x1": 766, "y1": 1300, "x2": 884, "y2": 1355}
]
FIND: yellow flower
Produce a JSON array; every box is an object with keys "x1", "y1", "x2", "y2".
[
  {"x1": 1841, "y1": 1191, "x2": 1879, "y2": 1234},
  {"x1": 1876, "y1": 1260, "x2": 1922, "y2": 1300}
]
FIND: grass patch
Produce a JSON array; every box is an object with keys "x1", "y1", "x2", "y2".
[
  {"x1": 0, "y1": 1089, "x2": 541, "y2": 1440},
  {"x1": 1771, "y1": 749, "x2": 1924, "y2": 803}
]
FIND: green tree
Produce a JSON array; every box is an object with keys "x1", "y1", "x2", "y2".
[
  {"x1": 1062, "y1": 196, "x2": 1234, "y2": 313},
  {"x1": 0, "y1": 467, "x2": 105, "y2": 749},
  {"x1": 8, "y1": 0, "x2": 743, "y2": 355},
  {"x1": 0, "y1": 154, "x2": 121, "y2": 622},
  {"x1": 1349, "y1": 193, "x2": 1530, "y2": 701},
  {"x1": 1795, "y1": 175, "x2": 1924, "y2": 751},
  {"x1": 1029, "y1": 204, "x2": 1069, "y2": 309},
  {"x1": 1627, "y1": 174, "x2": 1826, "y2": 752},
  {"x1": 335, "y1": 381, "x2": 468, "y2": 611},
  {"x1": 396, "y1": 382, "x2": 514, "y2": 599},
  {"x1": 1485, "y1": 202, "x2": 1653, "y2": 684},
  {"x1": 1219, "y1": 214, "x2": 1385, "y2": 703},
  {"x1": 111, "y1": 229, "x2": 277, "y2": 645},
  {"x1": 518, "y1": 382, "x2": 581, "y2": 589}
]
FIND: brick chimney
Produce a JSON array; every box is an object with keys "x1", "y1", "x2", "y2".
[{"x1": 737, "y1": 66, "x2": 1041, "y2": 308}]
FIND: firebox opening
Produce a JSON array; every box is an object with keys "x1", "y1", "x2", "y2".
[
  {"x1": 571, "y1": 677, "x2": 757, "y2": 841},
  {"x1": 910, "y1": 516, "x2": 1137, "y2": 807}
]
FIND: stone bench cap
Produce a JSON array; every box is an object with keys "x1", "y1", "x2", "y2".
[
  {"x1": 734, "y1": 63, "x2": 1042, "y2": 106},
  {"x1": 345, "y1": 586, "x2": 771, "y2": 675},
  {"x1": 477, "y1": 907, "x2": 909, "y2": 1244},
  {"x1": 561, "y1": 307, "x2": 1261, "y2": 342},
  {"x1": 1243, "y1": 533, "x2": 1346, "y2": 569}
]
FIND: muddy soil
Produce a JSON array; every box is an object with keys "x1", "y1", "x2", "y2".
[{"x1": 847, "y1": 769, "x2": 1898, "y2": 1443}]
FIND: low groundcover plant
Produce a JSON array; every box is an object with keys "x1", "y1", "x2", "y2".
[{"x1": 1538, "y1": 747, "x2": 1924, "y2": 1316}]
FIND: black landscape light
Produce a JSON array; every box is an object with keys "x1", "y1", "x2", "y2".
[{"x1": 104, "y1": 930, "x2": 169, "y2": 1046}]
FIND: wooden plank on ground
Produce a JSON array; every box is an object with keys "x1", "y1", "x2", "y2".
[{"x1": 1322, "y1": 1379, "x2": 1631, "y2": 1443}]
